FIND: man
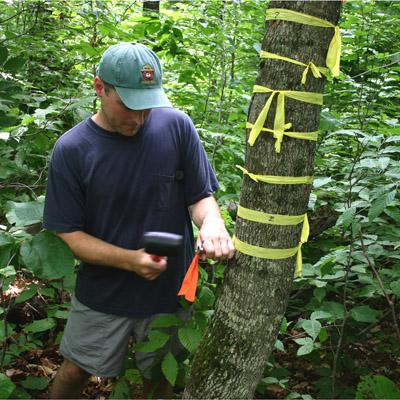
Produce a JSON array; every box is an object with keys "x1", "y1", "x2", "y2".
[{"x1": 43, "y1": 42, "x2": 235, "y2": 398}]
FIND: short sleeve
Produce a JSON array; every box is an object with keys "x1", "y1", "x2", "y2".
[
  {"x1": 180, "y1": 116, "x2": 219, "y2": 206},
  {"x1": 43, "y1": 140, "x2": 86, "y2": 233}
]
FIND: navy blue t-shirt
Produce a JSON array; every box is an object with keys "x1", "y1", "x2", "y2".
[{"x1": 43, "y1": 108, "x2": 219, "y2": 317}]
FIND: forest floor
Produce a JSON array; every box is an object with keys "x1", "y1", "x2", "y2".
[{"x1": 2, "y1": 285, "x2": 400, "y2": 399}]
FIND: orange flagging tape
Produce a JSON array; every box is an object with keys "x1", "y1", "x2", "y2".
[{"x1": 177, "y1": 253, "x2": 200, "y2": 302}]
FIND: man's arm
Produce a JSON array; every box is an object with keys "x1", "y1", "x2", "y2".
[
  {"x1": 189, "y1": 196, "x2": 235, "y2": 261},
  {"x1": 57, "y1": 231, "x2": 167, "y2": 280}
]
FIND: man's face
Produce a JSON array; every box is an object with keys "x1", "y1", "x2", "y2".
[{"x1": 96, "y1": 79, "x2": 151, "y2": 137}]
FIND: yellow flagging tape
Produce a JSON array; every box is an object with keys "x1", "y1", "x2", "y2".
[
  {"x1": 233, "y1": 214, "x2": 309, "y2": 275},
  {"x1": 233, "y1": 235, "x2": 299, "y2": 259},
  {"x1": 249, "y1": 85, "x2": 322, "y2": 151},
  {"x1": 246, "y1": 122, "x2": 318, "y2": 145},
  {"x1": 237, "y1": 205, "x2": 306, "y2": 226},
  {"x1": 237, "y1": 165, "x2": 314, "y2": 185},
  {"x1": 260, "y1": 51, "x2": 329, "y2": 85},
  {"x1": 265, "y1": 8, "x2": 341, "y2": 77}
]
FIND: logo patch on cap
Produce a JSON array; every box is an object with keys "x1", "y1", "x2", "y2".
[{"x1": 141, "y1": 64, "x2": 155, "y2": 84}]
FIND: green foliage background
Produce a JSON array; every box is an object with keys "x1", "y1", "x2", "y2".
[{"x1": 0, "y1": 0, "x2": 399, "y2": 398}]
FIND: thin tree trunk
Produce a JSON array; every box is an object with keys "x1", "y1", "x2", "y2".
[
  {"x1": 143, "y1": 0, "x2": 160, "y2": 17},
  {"x1": 184, "y1": 1, "x2": 342, "y2": 398}
]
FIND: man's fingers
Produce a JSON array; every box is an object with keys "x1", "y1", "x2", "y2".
[
  {"x1": 201, "y1": 237, "x2": 236, "y2": 261},
  {"x1": 227, "y1": 238, "x2": 236, "y2": 259},
  {"x1": 220, "y1": 240, "x2": 230, "y2": 260},
  {"x1": 201, "y1": 238, "x2": 214, "y2": 259}
]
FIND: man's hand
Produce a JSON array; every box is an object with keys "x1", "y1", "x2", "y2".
[
  {"x1": 127, "y1": 249, "x2": 167, "y2": 280},
  {"x1": 189, "y1": 196, "x2": 235, "y2": 262},
  {"x1": 197, "y1": 216, "x2": 235, "y2": 261}
]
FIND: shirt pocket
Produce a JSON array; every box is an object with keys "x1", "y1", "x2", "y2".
[{"x1": 154, "y1": 174, "x2": 180, "y2": 211}]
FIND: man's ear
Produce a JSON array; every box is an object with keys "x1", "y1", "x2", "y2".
[{"x1": 93, "y1": 76, "x2": 104, "y2": 96}]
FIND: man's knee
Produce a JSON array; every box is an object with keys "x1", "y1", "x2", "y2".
[{"x1": 60, "y1": 359, "x2": 91, "y2": 382}]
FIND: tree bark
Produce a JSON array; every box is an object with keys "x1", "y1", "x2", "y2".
[
  {"x1": 143, "y1": 0, "x2": 160, "y2": 17},
  {"x1": 184, "y1": 1, "x2": 342, "y2": 398}
]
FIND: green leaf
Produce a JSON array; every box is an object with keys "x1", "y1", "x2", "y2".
[
  {"x1": 318, "y1": 328, "x2": 328, "y2": 343},
  {"x1": 125, "y1": 369, "x2": 143, "y2": 385},
  {"x1": 20, "y1": 231, "x2": 75, "y2": 280},
  {"x1": 9, "y1": 387, "x2": 31, "y2": 399},
  {"x1": 310, "y1": 310, "x2": 332, "y2": 320},
  {"x1": 321, "y1": 301, "x2": 345, "y2": 321},
  {"x1": 301, "y1": 319, "x2": 321, "y2": 340},
  {"x1": 20, "y1": 376, "x2": 48, "y2": 390},
  {"x1": 134, "y1": 330, "x2": 170, "y2": 353},
  {"x1": 279, "y1": 317, "x2": 288, "y2": 334},
  {"x1": 338, "y1": 207, "x2": 356, "y2": 229},
  {"x1": 0, "y1": 232, "x2": 15, "y2": 268},
  {"x1": 313, "y1": 177, "x2": 332, "y2": 188},
  {"x1": 385, "y1": 207, "x2": 400, "y2": 224},
  {"x1": 15, "y1": 286, "x2": 38, "y2": 304},
  {"x1": 0, "y1": 115, "x2": 19, "y2": 129},
  {"x1": 54, "y1": 310, "x2": 69, "y2": 319},
  {"x1": 0, "y1": 266, "x2": 16, "y2": 278},
  {"x1": 0, "y1": 320, "x2": 14, "y2": 341},
  {"x1": 368, "y1": 191, "x2": 396, "y2": 221},
  {"x1": 319, "y1": 110, "x2": 342, "y2": 131},
  {"x1": 313, "y1": 288, "x2": 326, "y2": 303},
  {"x1": 377, "y1": 157, "x2": 391, "y2": 171},
  {"x1": 109, "y1": 378, "x2": 130, "y2": 399},
  {"x1": 3, "y1": 56, "x2": 26, "y2": 73},
  {"x1": 24, "y1": 318, "x2": 56, "y2": 333},
  {"x1": 5, "y1": 200, "x2": 44, "y2": 226},
  {"x1": 178, "y1": 327, "x2": 202, "y2": 353},
  {"x1": 197, "y1": 286, "x2": 215, "y2": 308},
  {"x1": 356, "y1": 375, "x2": 400, "y2": 399},
  {"x1": 149, "y1": 314, "x2": 183, "y2": 329},
  {"x1": 295, "y1": 337, "x2": 314, "y2": 356},
  {"x1": 351, "y1": 306, "x2": 380, "y2": 323},
  {"x1": 390, "y1": 281, "x2": 400, "y2": 297},
  {"x1": 161, "y1": 352, "x2": 178, "y2": 386},
  {"x1": 0, "y1": 46, "x2": 8, "y2": 65},
  {"x1": 261, "y1": 376, "x2": 279, "y2": 385},
  {"x1": 274, "y1": 339, "x2": 285, "y2": 352},
  {"x1": 0, "y1": 373, "x2": 16, "y2": 399}
]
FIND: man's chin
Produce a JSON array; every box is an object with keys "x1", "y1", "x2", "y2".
[{"x1": 118, "y1": 127, "x2": 140, "y2": 136}]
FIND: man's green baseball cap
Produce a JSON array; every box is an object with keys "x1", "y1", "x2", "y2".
[{"x1": 98, "y1": 42, "x2": 172, "y2": 110}]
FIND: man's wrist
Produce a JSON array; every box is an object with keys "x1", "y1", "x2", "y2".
[
  {"x1": 119, "y1": 249, "x2": 139, "y2": 273},
  {"x1": 202, "y1": 215, "x2": 224, "y2": 226}
]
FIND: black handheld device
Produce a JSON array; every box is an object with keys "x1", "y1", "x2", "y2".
[{"x1": 143, "y1": 231, "x2": 183, "y2": 260}]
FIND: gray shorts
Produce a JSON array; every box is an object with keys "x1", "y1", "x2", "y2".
[{"x1": 60, "y1": 295, "x2": 189, "y2": 378}]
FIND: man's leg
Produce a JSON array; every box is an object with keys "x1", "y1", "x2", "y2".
[
  {"x1": 49, "y1": 359, "x2": 91, "y2": 399},
  {"x1": 55, "y1": 296, "x2": 134, "y2": 397}
]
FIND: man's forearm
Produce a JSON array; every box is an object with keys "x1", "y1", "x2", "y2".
[
  {"x1": 189, "y1": 196, "x2": 224, "y2": 229},
  {"x1": 57, "y1": 231, "x2": 135, "y2": 271},
  {"x1": 57, "y1": 230, "x2": 167, "y2": 280}
]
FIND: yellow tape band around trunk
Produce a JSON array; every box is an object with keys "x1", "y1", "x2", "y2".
[
  {"x1": 236, "y1": 207, "x2": 309, "y2": 275},
  {"x1": 260, "y1": 51, "x2": 329, "y2": 85},
  {"x1": 233, "y1": 213, "x2": 308, "y2": 277},
  {"x1": 249, "y1": 85, "x2": 323, "y2": 151},
  {"x1": 237, "y1": 165, "x2": 314, "y2": 185},
  {"x1": 237, "y1": 205, "x2": 306, "y2": 226},
  {"x1": 246, "y1": 122, "x2": 318, "y2": 147},
  {"x1": 265, "y1": 8, "x2": 341, "y2": 77},
  {"x1": 233, "y1": 235, "x2": 299, "y2": 259}
]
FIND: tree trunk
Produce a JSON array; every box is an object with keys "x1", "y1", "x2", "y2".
[
  {"x1": 143, "y1": 0, "x2": 160, "y2": 17},
  {"x1": 184, "y1": 1, "x2": 342, "y2": 398}
]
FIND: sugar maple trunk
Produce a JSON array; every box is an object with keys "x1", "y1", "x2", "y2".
[{"x1": 184, "y1": 1, "x2": 342, "y2": 398}]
